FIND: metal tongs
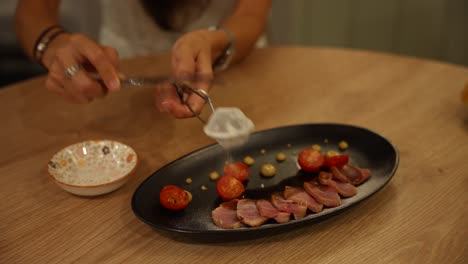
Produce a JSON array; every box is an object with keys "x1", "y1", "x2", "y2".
[
  {"x1": 173, "y1": 81, "x2": 215, "y2": 124},
  {"x1": 91, "y1": 73, "x2": 215, "y2": 123}
]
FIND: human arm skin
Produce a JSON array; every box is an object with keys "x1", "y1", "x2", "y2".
[
  {"x1": 15, "y1": 0, "x2": 121, "y2": 103},
  {"x1": 157, "y1": 0, "x2": 271, "y2": 117}
]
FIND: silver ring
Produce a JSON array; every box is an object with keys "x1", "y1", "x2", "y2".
[{"x1": 65, "y1": 64, "x2": 81, "y2": 79}]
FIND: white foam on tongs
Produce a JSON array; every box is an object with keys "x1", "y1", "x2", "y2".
[{"x1": 203, "y1": 107, "x2": 254, "y2": 149}]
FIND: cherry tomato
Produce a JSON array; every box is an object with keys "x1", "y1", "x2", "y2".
[
  {"x1": 298, "y1": 148, "x2": 325, "y2": 172},
  {"x1": 159, "y1": 185, "x2": 191, "y2": 210},
  {"x1": 216, "y1": 175, "x2": 245, "y2": 201},
  {"x1": 224, "y1": 162, "x2": 250, "y2": 182},
  {"x1": 325, "y1": 154, "x2": 349, "y2": 168}
]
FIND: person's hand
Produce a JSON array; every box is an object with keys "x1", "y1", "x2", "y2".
[
  {"x1": 155, "y1": 30, "x2": 214, "y2": 118},
  {"x1": 43, "y1": 33, "x2": 121, "y2": 103}
]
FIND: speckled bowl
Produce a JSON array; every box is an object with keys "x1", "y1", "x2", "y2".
[{"x1": 47, "y1": 140, "x2": 138, "y2": 196}]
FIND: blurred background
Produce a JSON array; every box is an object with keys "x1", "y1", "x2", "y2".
[{"x1": 1, "y1": 0, "x2": 467, "y2": 87}]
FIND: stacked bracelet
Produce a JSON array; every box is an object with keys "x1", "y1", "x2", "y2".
[{"x1": 33, "y1": 25, "x2": 66, "y2": 67}]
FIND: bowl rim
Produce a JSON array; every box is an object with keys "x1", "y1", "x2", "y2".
[{"x1": 47, "y1": 139, "x2": 139, "y2": 188}]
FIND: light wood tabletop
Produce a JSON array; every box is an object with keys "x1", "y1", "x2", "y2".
[{"x1": 1, "y1": 47, "x2": 467, "y2": 264}]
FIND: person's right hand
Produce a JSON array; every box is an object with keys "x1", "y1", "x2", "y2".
[{"x1": 42, "y1": 33, "x2": 121, "y2": 103}]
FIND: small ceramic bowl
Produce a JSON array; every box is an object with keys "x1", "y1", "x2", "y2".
[{"x1": 47, "y1": 140, "x2": 138, "y2": 196}]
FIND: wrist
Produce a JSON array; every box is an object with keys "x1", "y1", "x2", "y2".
[
  {"x1": 207, "y1": 26, "x2": 235, "y2": 72},
  {"x1": 198, "y1": 29, "x2": 229, "y2": 64},
  {"x1": 41, "y1": 32, "x2": 71, "y2": 69},
  {"x1": 32, "y1": 24, "x2": 70, "y2": 69}
]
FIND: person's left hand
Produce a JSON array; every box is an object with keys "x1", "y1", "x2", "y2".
[{"x1": 154, "y1": 30, "x2": 213, "y2": 118}]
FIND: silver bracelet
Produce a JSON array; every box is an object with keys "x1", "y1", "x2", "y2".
[{"x1": 208, "y1": 26, "x2": 235, "y2": 72}]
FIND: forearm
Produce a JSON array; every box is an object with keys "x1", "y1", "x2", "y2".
[
  {"x1": 15, "y1": 0, "x2": 61, "y2": 60},
  {"x1": 209, "y1": 0, "x2": 271, "y2": 64}
]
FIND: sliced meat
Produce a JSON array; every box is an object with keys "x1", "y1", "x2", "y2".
[
  {"x1": 330, "y1": 166, "x2": 350, "y2": 183},
  {"x1": 284, "y1": 186, "x2": 323, "y2": 213},
  {"x1": 340, "y1": 164, "x2": 372, "y2": 185},
  {"x1": 274, "y1": 212, "x2": 291, "y2": 223},
  {"x1": 355, "y1": 167, "x2": 371, "y2": 185},
  {"x1": 318, "y1": 171, "x2": 357, "y2": 198},
  {"x1": 256, "y1": 199, "x2": 277, "y2": 218},
  {"x1": 256, "y1": 199, "x2": 290, "y2": 223},
  {"x1": 212, "y1": 199, "x2": 243, "y2": 229},
  {"x1": 237, "y1": 199, "x2": 268, "y2": 227},
  {"x1": 271, "y1": 192, "x2": 307, "y2": 220},
  {"x1": 303, "y1": 180, "x2": 341, "y2": 207}
]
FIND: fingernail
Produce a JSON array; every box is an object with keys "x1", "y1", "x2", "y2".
[{"x1": 108, "y1": 78, "x2": 120, "y2": 91}]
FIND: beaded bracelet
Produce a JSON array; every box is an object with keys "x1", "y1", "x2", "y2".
[
  {"x1": 33, "y1": 25, "x2": 62, "y2": 60},
  {"x1": 33, "y1": 25, "x2": 68, "y2": 68},
  {"x1": 35, "y1": 29, "x2": 66, "y2": 67}
]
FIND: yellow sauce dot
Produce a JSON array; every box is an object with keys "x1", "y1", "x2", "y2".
[
  {"x1": 209, "y1": 171, "x2": 220, "y2": 181},
  {"x1": 326, "y1": 150, "x2": 340, "y2": 159},
  {"x1": 184, "y1": 190, "x2": 192, "y2": 202},
  {"x1": 312, "y1": 144, "x2": 321, "y2": 152},
  {"x1": 276, "y1": 152, "x2": 286, "y2": 162},
  {"x1": 260, "y1": 164, "x2": 277, "y2": 177},
  {"x1": 243, "y1": 156, "x2": 255, "y2": 166},
  {"x1": 338, "y1": 140, "x2": 349, "y2": 150}
]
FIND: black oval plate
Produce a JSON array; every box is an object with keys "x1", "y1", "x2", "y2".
[{"x1": 132, "y1": 124, "x2": 399, "y2": 240}]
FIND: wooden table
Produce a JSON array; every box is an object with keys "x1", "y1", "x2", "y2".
[{"x1": 1, "y1": 47, "x2": 467, "y2": 263}]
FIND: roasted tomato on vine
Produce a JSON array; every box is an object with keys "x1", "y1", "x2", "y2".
[
  {"x1": 216, "y1": 175, "x2": 245, "y2": 200},
  {"x1": 298, "y1": 148, "x2": 325, "y2": 172},
  {"x1": 224, "y1": 162, "x2": 250, "y2": 182},
  {"x1": 159, "y1": 185, "x2": 191, "y2": 210}
]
